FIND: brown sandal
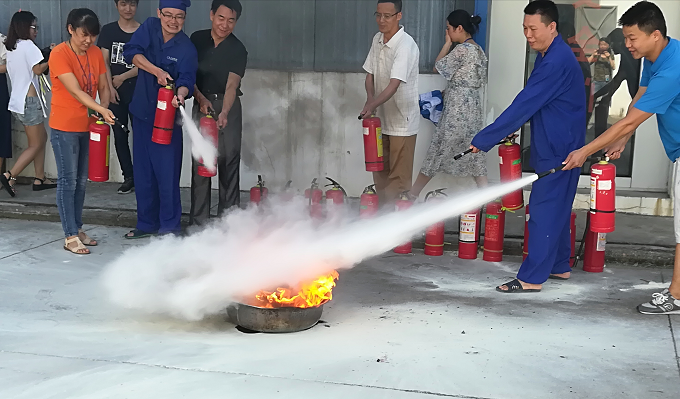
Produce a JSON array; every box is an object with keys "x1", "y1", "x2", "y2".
[
  {"x1": 78, "y1": 229, "x2": 98, "y2": 246},
  {"x1": 64, "y1": 237, "x2": 90, "y2": 255}
]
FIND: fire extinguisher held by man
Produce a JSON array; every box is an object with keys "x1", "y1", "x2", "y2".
[
  {"x1": 563, "y1": 1, "x2": 680, "y2": 315},
  {"x1": 122, "y1": 0, "x2": 198, "y2": 239},
  {"x1": 359, "y1": 0, "x2": 420, "y2": 206},
  {"x1": 469, "y1": 0, "x2": 586, "y2": 293}
]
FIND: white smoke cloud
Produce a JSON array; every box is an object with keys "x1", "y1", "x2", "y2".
[{"x1": 101, "y1": 176, "x2": 537, "y2": 321}]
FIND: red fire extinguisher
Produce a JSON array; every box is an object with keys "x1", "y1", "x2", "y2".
[
  {"x1": 424, "y1": 189, "x2": 447, "y2": 256},
  {"x1": 197, "y1": 112, "x2": 219, "y2": 177},
  {"x1": 152, "y1": 82, "x2": 176, "y2": 145},
  {"x1": 458, "y1": 208, "x2": 482, "y2": 259},
  {"x1": 583, "y1": 216, "x2": 606, "y2": 273},
  {"x1": 499, "y1": 140, "x2": 524, "y2": 211},
  {"x1": 590, "y1": 160, "x2": 616, "y2": 233},
  {"x1": 522, "y1": 205, "x2": 530, "y2": 261},
  {"x1": 88, "y1": 119, "x2": 111, "y2": 182},
  {"x1": 393, "y1": 192, "x2": 413, "y2": 254},
  {"x1": 483, "y1": 201, "x2": 506, "y2": 262},
  {"x1": 249, "y1": 175, "x2": 268, "y2": 205},
  {"x1": 361, "y1": 115, "x2": 384, "y2": 172},
  {"x1": 569, "y1": 212, "x2": 577, "y2": 267},
  {"x1": 360, "y1": 184, "x2": 379, "y2": 219},
  {"x1": 305, "y1": 178, "x2": 324, "y2": 219},
  {"x1": 325, "y1": 177, "x2": 347, "y2": 205}
]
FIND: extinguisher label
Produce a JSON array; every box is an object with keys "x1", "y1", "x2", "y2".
[
  {"x1": 376, "y1": 127, "x2": 383, "y2": 158},
  {"x1": 598, "y1": 180, "x2": 612, "y2": 191},
  {"x1": 526, "y1": 213, "x2": 530, "y2": 222},
  {"x1": 363, "y1": 127, "x2": 369, "y2": 136},
  {"x1": 512, "y1": 159, "x2": 521, "y2": 165},
  {"x1": 596, "y1": 233, "x2": 607, "y2": 251},
  {"x1": 486, "y1": 215, "x2": 499, "y2": 220},
  {"x1": 90, "y1": 132, "x2": 101, "y2": 142},
  {"x1": 590, "y1": 177, "x2": 596, "y2": 209},
  {"x1": 157, "y1": 100, "x2": 167, "y2": 111},
  {"x1": 460, "y1": 214, "x2": 477, "y2": 242},
  {"x1": 499, "y1": 156, "x2": 503, "y2": 165},
  {"x1": 592, "y1": 169, "x2": 603, "y2": 175}
]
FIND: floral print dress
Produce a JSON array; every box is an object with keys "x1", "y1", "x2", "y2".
[{"x1": 420, "y1": 42, "x2": 488, "y2": 177}]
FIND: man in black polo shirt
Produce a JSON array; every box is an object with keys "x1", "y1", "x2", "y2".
[{"x1": 189, "y1": 0, "x2": 247, "y2": 226}]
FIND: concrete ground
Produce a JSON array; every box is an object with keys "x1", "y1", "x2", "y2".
[{"x1": 1, "y1": 219, "x2": 679, "y2": 398}]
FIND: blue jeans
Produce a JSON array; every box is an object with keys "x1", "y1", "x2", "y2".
[{"x1": 50, "y1": 129, "x2": 88, "y2": 237}]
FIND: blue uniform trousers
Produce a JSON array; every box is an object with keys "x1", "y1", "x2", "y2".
[
  {"x1": 132, "y1": 116, "x2": 183, "y2": 234},
  {"x1": 518, "y1": 167, "x2": 580, "y2": 284}
]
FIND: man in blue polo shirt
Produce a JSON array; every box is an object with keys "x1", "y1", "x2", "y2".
[{"x1": 564, "y1": 1, "x2": 680, "y2": 315}]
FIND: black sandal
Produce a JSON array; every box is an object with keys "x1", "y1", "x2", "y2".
[
  {"x1": 124, "y1": 229, "x2": 157, "y2": 239},
  {"x1": 0, "y1": 172, "x2": 16, "y2": 197},
  {"x1": 548, "y1": 274, "x2": 570, "y2": 280},
  {"x1": 496, "y1": 278, "x2": 542, "y2": 293},
  {"x1": 33, "y1": 177, "x2": 57, "y2": 191}
]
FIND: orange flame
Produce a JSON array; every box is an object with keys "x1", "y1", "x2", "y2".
[{"x1": 247, "y1": 271, "x2": 339, "y2": 308}]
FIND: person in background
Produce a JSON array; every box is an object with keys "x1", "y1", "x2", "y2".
[
  {"x1": 470, "y1": 0, "x2": 586, "y2": 293},
  {"x1": 589, "y1": 37, "x2": 616, "y2": 96},
  {"x1": 408, "y1": 10, "x2": 488, "y2": 199},
  {"x1": 0, "y1": 11, "x2": 56, "y2": 197},
  {"x1": 49, "y1": 8, "x2": 115, "y2": 254},
  {"x1": 98, "y1": 0, "x2": 140, "y2": 194},
  {"x1": 563, "y1": 1, "x2": 680, "y2": 315},
  {"x1": 122, "y1": 0, "x2": 198, "y2": 238},
  {"x1": 189, "y1": 0, "x2": 247, "y2": 227},
  {"x1": 0, "y1": 33, "x2": 11, "y2": 180},
  {"x1": 360, "y1": 0, "x2": 420, "y2": 206}
]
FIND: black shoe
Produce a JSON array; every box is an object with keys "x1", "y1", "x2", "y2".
[
  {"x1": 118, "y1": 178, "x2": 134, "y2": 194},
  {"x1": 33, "y1": 177, "x2": 57, "y2": 191}
]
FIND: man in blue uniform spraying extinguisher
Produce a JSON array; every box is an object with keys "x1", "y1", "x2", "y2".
[
  {"x1": 470, "y1": 0, "x2": 586, "y2": 293},
  {"x1": 123, "y1": 0, "x2": 198, "y2": 238}
]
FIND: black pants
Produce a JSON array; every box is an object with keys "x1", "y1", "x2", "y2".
[
  {"x1": 109, "y1": 85, "x2": 134, "y2": 180},
  {"x1": 190, "y1": 95, "x2": 242, "y2": 226}
]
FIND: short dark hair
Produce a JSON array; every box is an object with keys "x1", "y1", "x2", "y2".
[
  {"x1": 524, "y1": 0, "x2": 558, "y2": 26},
  {"x1": 5, "y1": 11, "x2": 36, "y2": 51},
  {"x1": 114, "y1": 0, "x2": 139, "y2": 5},
  {"x1": 66, "y1": 8, "x2": 101, "y2": 37},
  {"x1": 211, "y1": 0, "x2": 242, "y2": 19},
  {"x1": 378, "y1": 0, "x2": 402, "y2": 13},
  {"x1": 619, "y1": 1, "x2": 666, "y2": 38}
]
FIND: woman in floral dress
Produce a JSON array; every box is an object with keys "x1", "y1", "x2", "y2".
[{"x1": 409, "y1": 10, "x2": 489, "y2": 199}]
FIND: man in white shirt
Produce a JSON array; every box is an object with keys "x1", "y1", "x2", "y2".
[{"x1": 360, "y1": 0, "x2": 420, "y2": 205}]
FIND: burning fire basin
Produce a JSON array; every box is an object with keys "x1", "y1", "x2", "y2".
[{"x1": 227, "y1": 271, "x2": 339, "y2": 333}]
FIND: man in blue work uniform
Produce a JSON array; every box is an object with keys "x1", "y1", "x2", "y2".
[
  {"x1": 564, "y1": 1, "x2": 680, "y2": 315},
  {"x1": 123, "y1": 0, "x2": 198, "y2": 238},
  {"x1": 470, "y1": 0, "x2": 586, "y2": 293}
]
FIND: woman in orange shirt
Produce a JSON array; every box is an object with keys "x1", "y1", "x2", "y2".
[{"x1": 49, "y1": 8, "x2": 115, "y2": 255}]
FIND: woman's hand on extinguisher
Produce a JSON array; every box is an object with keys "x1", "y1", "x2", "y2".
[
  {"x1": 562, "y1": 147, "x2": 589, "y2": 170},
  {"x1": 98, "y1": 108, "x2": 116, "y2": 125}
]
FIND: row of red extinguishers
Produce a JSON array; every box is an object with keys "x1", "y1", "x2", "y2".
[{"x1": 361, "y1": 115, "x2": 617, "y2": 273}]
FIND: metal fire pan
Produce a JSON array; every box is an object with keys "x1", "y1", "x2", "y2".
[{"x1": 227, "y1": 302, "x2": 324, "y2": 333}]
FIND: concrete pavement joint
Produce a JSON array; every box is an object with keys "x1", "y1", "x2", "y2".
[
  {"x1": 0, "y1": 349, "x2": 497, "y2": 399},
  {"x1": 0, "y1": 237, "x2": 66, "y2": 261}
]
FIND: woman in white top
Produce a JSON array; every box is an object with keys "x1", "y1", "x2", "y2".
[{"x1": 0, "y1": 11, "x2": 56, "y2": 197}]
